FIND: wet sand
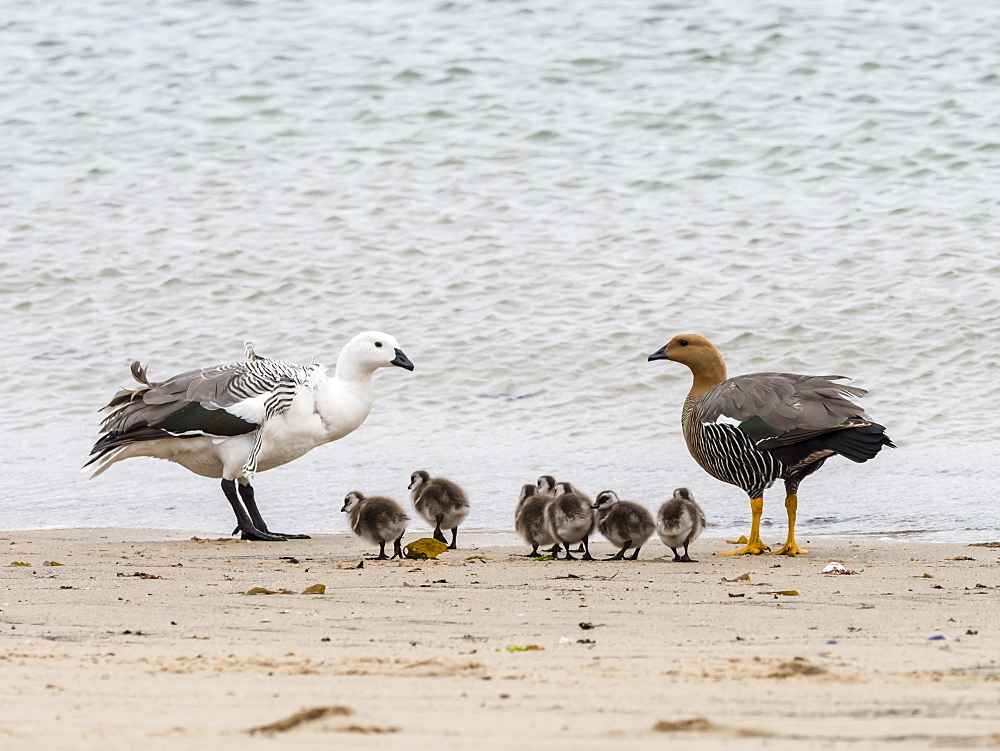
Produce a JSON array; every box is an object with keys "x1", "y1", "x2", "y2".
[{"x1": 1, "y1": 528, "x2": 998, "y2": 749}]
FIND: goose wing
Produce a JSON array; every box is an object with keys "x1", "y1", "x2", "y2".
[
  {"x1": 695, "y1": 372, "x2": 870, "y2": 439},
  {"x1": 96, "y1": 357, "x2": 312, "y2": 440}
]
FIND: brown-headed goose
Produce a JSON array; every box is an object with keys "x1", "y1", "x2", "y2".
[{"x1": 648, "y1": 334, "x2": 893, "y2": 556}]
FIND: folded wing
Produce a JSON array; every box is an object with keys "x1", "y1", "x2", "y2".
[{"x1": 695, "y1": 372, "x2": 871, "y2": 439}]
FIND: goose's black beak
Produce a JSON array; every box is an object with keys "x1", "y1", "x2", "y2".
[
  {"x1": 647, "y1": 345, "x2": 668, "y2": 362},
  {"x1": 391, "y1": 348, "x2": 415, "y2": 371}
]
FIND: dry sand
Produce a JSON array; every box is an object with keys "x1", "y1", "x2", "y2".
[{"x1": 1, "y1": 528, "x2": 998, "y2": 750}]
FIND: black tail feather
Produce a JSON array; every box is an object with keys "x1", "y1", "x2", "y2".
[
  {"x1": 818, "y1": 423, "x2": 895, "y2": 463},
  {"x1": 767, "y1": 422, "x2": 894, "y2": 468}
]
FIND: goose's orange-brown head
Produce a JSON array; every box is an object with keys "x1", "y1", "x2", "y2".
[{"x1": 648, "y1": 334, "x2": 728, "y2": 393}]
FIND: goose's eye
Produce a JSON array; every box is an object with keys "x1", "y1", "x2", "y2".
[
  {"x1": 678, "y1": 339, "x2": 689, "y2": 346},
  {"x1": 375, "y1": 341, "x2": 383, "y2": 348}
]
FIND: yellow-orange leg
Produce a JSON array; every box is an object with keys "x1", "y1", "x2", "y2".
[
  {"x1": 772, "y1": 493, "x2": 807, "y2": 556},
  {"x1": 718, "y1": 497, "x2": 770, "y2": 555}
]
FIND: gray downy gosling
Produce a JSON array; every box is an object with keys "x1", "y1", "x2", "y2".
[
  {"x1": 591, "y1": 490, "x2": 656, "y2": 560},
  {"x1": 536, "y1": 475, "x2": 557, "y2": 496},
  {"x1": 545, "y1": 482, "x2": 596, "y2": 561},
  {"x1": 408, "y1": 470, "x2": 471, "y2": 549},
  {"x1": 515, "y1": 483, "x2": 560, "y2": 557},
  {"x1": 535, "y1": 475, "x2": 567, "y2": 552},
  {"x1": 538, "y1": 475, "x2": 585, "y2": 552},
  {"x1": 656, "y1": 487, "x2": 706, "y2": 562},
  {"x1": 342, "y1": 491, "x2": 409, "y2": 560}
]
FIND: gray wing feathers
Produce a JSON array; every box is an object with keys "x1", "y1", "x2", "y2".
[
  {"x1": 99, "y1": 357, "x2": 310, "y2": 436},
  {"x1": 696, "y1": 372, "x2": 870, "y2": 431}
]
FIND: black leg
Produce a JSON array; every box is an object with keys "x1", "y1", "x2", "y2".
[
  {"x1": 545, "y1": 544, "x2": 563, "y2": 553},
  {"x1": 607, "y1": 539, "x2": 630, "y2": 561},
  {"x1": 375, "y1": 541, "x2": 388, "y2": 560},
  {"x1": 448, "y1": 527, "x2": 458, "y2": 550},
  {"x1": 561, "y1": 539, "x2": 576, "y2": 560},
  {"x1": 433, "y1": 516, "x2": 447, "y2": 544},
  {"x1": 671, "y1": 547, "x2": 683, "y2": 562},
  {"x1": 680, "y1": 542, "x2": 697, "y2": 562},
  {"x1": 238, "y1": 483, "x2": 310, "y2": 540},
  {"x1": 628, "y1": 546, "x2": 641, "y2": 561},
  {"x1": 528, "y1": 545, "x2": 541, "y2": 557},
  {"x1": 391, "y1": 536, "x2": 403, "y2": 560},
  {"x1": 581, "y1": 536, "x2": 594, "y2": 562},
  {"x1": 221, "y1": 480, "x2": 286, "y2": 541}
]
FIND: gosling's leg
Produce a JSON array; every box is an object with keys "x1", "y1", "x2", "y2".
[
  {"x1": 221, "y1": 480, "x2": 286, "y2": 542},
  {"x1": 433, "y1": 516, "x2": 447, "y2": 544},
  {"x1": 448, "y1": 527, "x2": 458, "y2": 550},
  {"x1": 628, "y1": 545, "x2": 642, "y2": 561},
  {"x1": 581, "y1": 535, "x2": 594, "y2": 562},
  {"x1": 772, "y1": 493, "x2": 808, "y2": 556},
  {"x1": 391, "y1": 536, "x2": 404, "y2": 560},
  {"x1": 608, "y1": 540, "x2": 631, "y2": 561},
  {"x1": 679, "y1": 541, "x2": 697, "y2": 563},
  {"x1": 375, "y1": 541, "x2": 388, "y2": 561},
  {"x1": 561, "y1": 538, "x2": 577, "y2": 561},
  {"x1": 717, "y1": 496, "x2": 770, "y2": 555},
  {"x1": 238, "y1": 482, "x2": 310, "y2": 540}
]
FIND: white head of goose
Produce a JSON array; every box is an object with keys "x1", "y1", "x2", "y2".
[
  {"x1": 648, "y1": 334, "x2": 894, "y2": 556},
  {"x1": 342, "y1": 490, "x2": 409, "y2": 560},
  {"x1": 591, "y1": 490, "x2": 655, "y2": 561},
  {"x1": 408, "y1": 470, "x2": 470, "y2": 550},
  {"x1": 85, "y1": 332, "x2": 414, "y2": 542}
]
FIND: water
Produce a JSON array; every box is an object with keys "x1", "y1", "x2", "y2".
[{"x1": 2, "y1": 0, "x2": 999, "y2": 542}]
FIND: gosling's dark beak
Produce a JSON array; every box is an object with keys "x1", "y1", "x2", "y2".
[
  {"x1": 648, "y1": 345, "x2": 669, "y2": 362},
  {"x1": 590, "y1": 501, "x2": 600, "y2": 509},
  {"x1": 391, "y1": 348, "x2": 414, "y2": 371}
]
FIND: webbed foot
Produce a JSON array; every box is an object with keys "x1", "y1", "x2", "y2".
[
  {"x1": 772, "y1": 541, "x2": 807, "y2": 556},
  {"x1": 716, "y1": 539, "x2": 770, "y2": 556}
]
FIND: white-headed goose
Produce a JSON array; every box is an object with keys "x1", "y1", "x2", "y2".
[{"x1": 85, "y1": 331, "x2": 414, "y2": 541}]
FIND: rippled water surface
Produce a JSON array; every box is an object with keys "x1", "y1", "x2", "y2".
[{"x1": 2, "y1": 0, "x2": 999, "y2": 542}]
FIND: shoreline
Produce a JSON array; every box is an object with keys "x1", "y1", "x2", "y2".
[
  {"x1": 2, "y1": 528, "x2": 999, "y2": 749},
  {"x1": 4, "y1": 525, "x2": 997, "y2": 546}
]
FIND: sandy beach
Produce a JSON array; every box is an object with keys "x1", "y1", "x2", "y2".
[{"x1": 1, "y1": 528, "x2": 998, "y2": 750}]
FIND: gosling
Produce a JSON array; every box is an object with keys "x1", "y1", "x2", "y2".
[
  {"x1": 514, "y1": 483, "x2": 560, "y2": 557},
  {"x1": 545, "y1": 482, "x2": 596, "y2": 561},
  {"x1": 534, "y1": 475, "x2": 573, "y2": 552},
  {"x1": 342, "y1": 491, "x2": 409, "y2": 560},
  {"x1": 656, "y1": 487, "x2": 706, "y2": 562},
  {"x1": 591, "y1": 490, "x2": 655, "y2": 560},
  {"x1": 536, "y1": 475, "x2": 557, "y2": 496},
  {"x1": 408, "y1": 470, "x2": 471, "y2": 549}
]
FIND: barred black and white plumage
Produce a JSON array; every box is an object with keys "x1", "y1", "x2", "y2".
[
  {"x1": 650, "y1": 333, "x2": 894, "y2": 557},
  {"x1": 685, "y1": 409, "x2": 783, "y2": 500},
  {"x1": 84, "y1": 331, "x2": 414, "y2": 541}
]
